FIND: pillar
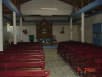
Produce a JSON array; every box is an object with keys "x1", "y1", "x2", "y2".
[
  {"x1": 70, "y1": 17, "x2": 73, "y2": 40},
  {"x1": 13, "y1": 11, "x2": 17, "y2": 44},
  {"x1": 0, "y1": 0, "x2": 3, "y2": 51},
  {"x1": 81, "y1": 12, "x2": 85, "y2": 42}
]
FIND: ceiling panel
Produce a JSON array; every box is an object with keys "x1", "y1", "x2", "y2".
[{"x1": 21, "y1": 0, "x2": 73, "y2": 15}]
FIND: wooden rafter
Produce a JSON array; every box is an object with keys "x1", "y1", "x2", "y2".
[
  {"x1": 60, "y1": 0, "x2": 101, "y2": 15},
  {"x1": 3, "y1": 0, "x2": 31, "y2": 14},
  {"x1": 60, "y1": 0, "x2": 95, "y2": 8}
]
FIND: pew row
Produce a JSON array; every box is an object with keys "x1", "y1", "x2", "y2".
[
  {"x1": 0, "y1": 70, "x2": 49, "y2": 77},
  {"x1": 0, "y1": 61, "x2": 45, "y2": 70}
]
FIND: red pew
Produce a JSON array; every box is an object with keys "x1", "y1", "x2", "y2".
[
  {"x1": 0, "y1": 61, "x2": 45, "y2": 70},
  {"x1": 0, "y1": 70, "x2": 49, "y2": 77},
  {"x1": 0, "y1": 56, "x2": 44, "y2": 62}
]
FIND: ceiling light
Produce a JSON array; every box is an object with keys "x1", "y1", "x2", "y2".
[{"x1": 40, "y1": 8, "x2": 58, "y2": 11}]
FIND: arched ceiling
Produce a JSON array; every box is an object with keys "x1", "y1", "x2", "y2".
[
  {"x1": 3, "y1": 0, "x2": 102, "y2": 15},
  {"x1": 21, "y1": 0, "x2": 73, "y2": 16},
  {"x1": 3, "y1": 0, "x2": 102, "y2": 23}
]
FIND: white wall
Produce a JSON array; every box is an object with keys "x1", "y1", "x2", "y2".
[
  {"x1": 53, "y1": 24, "x2": 80, "y2": 42},
  {"x1": 5, "y1": 14, "x2": 102, "y2": 44},
  {"x1": 4, "y1": 14, "x2": 102, "y2": 46},
  {"x1": 85, "y1": 16, "x2": 94, "y2": 43},
  {"x1": 3, "y1": 14, "x2": 102, "y2": 48},
  {"x1": 85, "y1": 14, "x2": 102, "y2": 43},
  {"x1": 20, "y1": 24, "x2": 37, "y2": 42},
  {"x1": 3, "y1": 23, "x2": 13, "y2": 49},
  {"x1": 13, "y1": 23, "x2": 80, "y2": 42},
  {"x1": 3, "y1": 23, "x2": 37, "y2": 47},
  {"x1": 5, "y1": 23, "x2": 80, "y2": 43},
  {"x1": 11, "y1": 23, "x2": 36, "y2": 42},
  {"x1": 53, "y1": 25, "x2": 69, "y2": 42},
  {"x1": 72, "y1": 25, "x2": 81, "y2": 41}
]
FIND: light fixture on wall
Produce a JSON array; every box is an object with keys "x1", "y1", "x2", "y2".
[
  {"x1": 60, "y1": 26, "x2": 64, "y2": 34},
  {"x1": 22, "y1": 29, "x2": 28, "y2": 35}
]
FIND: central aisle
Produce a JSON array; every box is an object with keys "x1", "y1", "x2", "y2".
[{"x1": 44, "y1": 48, "x2": 79, "y2": 77}]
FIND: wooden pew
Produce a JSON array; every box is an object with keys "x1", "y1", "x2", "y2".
[
  {"x1": 0, "y1": 70, "x2": 49, "y2": 77},
  {"x1": 4, "y1": 50, "x2": 44, "y2": 55},
  {"x1": 57, "y1": 41, "x2": 102, "y2": 77},
  {"x1": 0, "y1": 54, "x2": 45, "y2": 62},
  {"x1": 0, "y1": 61, "x2": 45, "y2": 70}
]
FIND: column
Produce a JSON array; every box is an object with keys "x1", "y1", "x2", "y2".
[
  {"x1": 70, "y1": 17, "x2": 73, "y2": 40},
  {"x1": 81, "y1": 12, "x2": 85, "y2": 42},
  {"x1": 13, "y1": 11, "x2": 17, "y2": 44},
  {"x1": 20, "y1": 17, "x2": 23, "y2": 41},
  {"x1": 0, "y1": 0, "x2": 3, "y2": 51}
]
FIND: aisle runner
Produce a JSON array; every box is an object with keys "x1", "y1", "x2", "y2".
[{"x1": 44, "y1": 48, "x2": 79, "y2": 77}]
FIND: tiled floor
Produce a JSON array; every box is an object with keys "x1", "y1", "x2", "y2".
[{"x1": 44, "y1": 48, "x2": 79, "y2": 77}]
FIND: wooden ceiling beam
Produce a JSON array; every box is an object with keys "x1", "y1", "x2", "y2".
[
  {"x1": 60, "y1": 0, "x2": 95, "y2": 8},
  {"x1": 60, "y1": 0, "x2": 74, "y2": 6},
  {"x1": 3, "y1": 0, "x2": 31, "y2": 15},
  {"x1": 19, "y1": 0, "x2": 31, "y2": 4},
  {"x1": 60, "y1": 0, "x2": 101, "y2": 15}
]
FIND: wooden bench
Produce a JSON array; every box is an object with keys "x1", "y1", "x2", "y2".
[
  {"x1": 0, "y1": 70, "x2": 49, "y2": 77},
  {"x1": 0, "y1": 61, "x2": 45, "y2": 70},
  {"x1": 0, "y1": 55, "x2": 44, "y2": 62}
]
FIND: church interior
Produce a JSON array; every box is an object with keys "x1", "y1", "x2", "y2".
[{"x1": 0, "y1": 0, "x2": 102, "y2": 77}]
